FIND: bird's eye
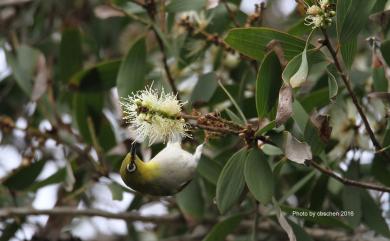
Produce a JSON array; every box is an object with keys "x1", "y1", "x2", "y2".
[{"x1": 126, "y1": 162, "x2": 137, "y2": 173}]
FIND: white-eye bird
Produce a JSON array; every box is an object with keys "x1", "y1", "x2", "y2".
[{"x1": 120, "y1": 142, "x2": 203, "y2": 196}]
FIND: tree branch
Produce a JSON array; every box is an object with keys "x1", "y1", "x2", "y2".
[
  {"x1": 307, "y1": 159, "x2": 390, "y2": 193},
  {"x1": 144, "y1": 0, "x2": 180, "y2": 98},
  {"x1": 321, "y1": 28, "x2": 390, "y2": 161},
  {"x1": 221, "y1": 0, "x2": 240, "y2": 27},
  {"x1": 0, "y1": 207, "x2": 181, "y2": 223}
]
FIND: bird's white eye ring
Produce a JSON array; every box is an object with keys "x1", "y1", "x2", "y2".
[{"x1": 127, "y1": 162, "x2": 137, "y2": 173}]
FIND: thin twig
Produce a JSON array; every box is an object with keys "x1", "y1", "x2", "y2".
[
  {"x1": 144, "y1": 0, "x2": 180, "y2": 98},
  {"x1": 0, "y1": 207, "x2": 181, "y2": 223},
  {"x1": 221, "y1": 0, "x2": 240, "y2": 27},
  {"x1": 307, "y1": 159, "x2": 390, "y2": 193},
  {"x1": 321, "y1": 28, "x2": 390, "y2": 161},
  {"x1": 194, "y1": 123, "x2": 240, "y2": 134}
]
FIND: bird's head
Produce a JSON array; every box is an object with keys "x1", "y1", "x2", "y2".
[{"x1": 119, "y1": 149, "x2": 161, "y2": 193}]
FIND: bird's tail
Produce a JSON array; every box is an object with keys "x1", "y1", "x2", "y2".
[{"x1": 193, "y1": 143, "x2": 204, "y2": 163}]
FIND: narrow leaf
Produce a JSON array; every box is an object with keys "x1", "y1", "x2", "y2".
[
  {"x1": 290, "y1": 46, "x2": 308, "y2": 88},
  {"x1": 59, "y1": 28, "x2": 83, "y2": 83},
  {"x1": 340, "y1": 39, "x2": 357, "y2": 69},
  {"x1": 361, "y1": 190, "x2": 390, "y2": 237},
  {"x1": 256, "y1": 51, "x2": 283, "y2": 118},
  {"x1": 176, "y1": 177, "x2": 205, "y2": 221},
  {"x1": 327, "y1": 69, "x2": 338, "y2": 101},
  {"x1": 225, "y1": 28, "x2": 309, "y2": 61},
  {"x1": 3, "y1": 160, "x2": 46, "y2": 191},
  {"x1": 69, "y1": 59, "x2": 121, "y2": 92},
  {"x1": 116, "y1": 37, "x2": 147, "y2": 98},
  {"x1": 202, "y1": 214, "x2": 243, "y2": 241},
  {"x1": 191, "y1": 72, "x2": 218, "y2": 104},
  {"x1": 216, "y1": 148, "x2": 247, "y2": 214},
  {"x1": 273, "y1": 199, "x2": 297, "y2": 241},
  {"x1": 337, "y1": 0, "x2": 377, "y2": 43},
  {"x1": 342, "y1": 161, "x2": 362, "y2": 227},
  {"x1": 244, "y1": 148, "x2": 274, "y2": 204}
]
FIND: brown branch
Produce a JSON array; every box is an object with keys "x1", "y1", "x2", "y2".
[
  {"x1": 221, "y1": 0, "x2": 240, "y2": 27},
  {"x1": 178, "y1": 17, "x2": 258, "y2": 71},
  {"x1": 245, "y1": 3, "x2": 265, "y2": 27},
  {"x1": 144, "y1": 0, "x2": 180, "y2": 98},
  {"x1": 307, "y1": 159, "x2": 390, "y2": 193},
  {"x1": 152, "y1": 27, "x2": 180, "y2": 97},
  {"x1": 321, "y1": 28, "x2": 390, "y2": 161},
  {"x1": 0, "y1": 207, "x2": 181, "y2": 223}
]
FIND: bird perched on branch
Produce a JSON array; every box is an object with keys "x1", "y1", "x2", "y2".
[{"x1": 120, "y1": 142, "x2": 204, "y2": 196}]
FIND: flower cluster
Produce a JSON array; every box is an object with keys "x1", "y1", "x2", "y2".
[
  {"x1": 304, "y1": 0, "x2": 335, "y2": 29},
  {"x1": 121, "y1": 86, "x2": 189, "y2": 145}
]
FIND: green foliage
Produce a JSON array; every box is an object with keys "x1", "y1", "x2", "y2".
[
  {"x1": 216, "y1": 148, "x2": 247, "y2": 214},
  {"x1": 202, "y1": 214, "x2": 243, "y2": 241},
  {"x1": 225, "y1": 27, "x2": 308, "y2": 61},
  {"x1": 244, "y1": 148, "x2": 274, "y2": 204},
  {"x1": 116, "y1": 37, "x2": 147, "y2": 98},
  {"x1": 1, "y1": 0, "x2": 390, "y2": 240},
  {"x1": 256, "y1": 51, "x2": 282, "y2": 118}
]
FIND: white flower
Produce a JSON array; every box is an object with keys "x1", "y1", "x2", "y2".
[
  {"x1": 305, "y1": 15, "x2": 324, "y2": 29},
  {"x1": 304, "y1": 1, "x2": 334, "y2": 29},
  {"x1": 121, "y1": 85, "x2": 189, "y2": 145},
  {"x1": 306, "y1": 5, "x2": 321, "y2": 15},
  {"x1": 319, "y1": 0, "x2": 330, "y2": 9}
]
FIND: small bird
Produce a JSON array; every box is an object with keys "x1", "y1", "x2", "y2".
[{"x1": 120, "y1": 142, "x2": 204, "y2": 196}]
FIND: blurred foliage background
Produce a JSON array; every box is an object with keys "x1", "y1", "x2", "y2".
[{"x1": 1, "y1": 0, "x2": 390, "y2": 240}]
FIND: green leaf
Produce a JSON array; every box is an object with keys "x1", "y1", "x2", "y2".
[
  {"x1": 282, "y1": 50, "x2": 326, "y2": 85},
  {"x1": 361, "y1": 190, "x2": 390, "y2": 237},
  {"x1": 256, "y1": 51, "x2": 282, "y2": 118},
  {"x1": 336, "y1": 0, "x2": 377, "y2": 43},
  {"x1": 29, "y1": 168, "x2": 66, "y2": 192},
  {"x1": 225, "y1": 27, "x2": 309, "y2": 61},
  {"x1": 218, "y1": 81, "x2": 247, "y2": 124},
  {"x1": 197, "y1": 156, "x2": 223, "y2": 185},
  {"x1": 290, "y1": 44, "x2": 308, "y2": 88},
  {"x1": 191, "y1": 72, "x2": 218, "y2": 104},
  {"x1": 202, "y1": 214, "x2": 243, "y2": 241},
  {"x1": 176, "y1": 176, "x2": 205, "y2": 221},
  {"x1": 288, "y1": 220, "x2": 314, "y2": 241},
  {"x1": 166, "y1": 0, "x2": 205, "y2": 13},
  {"x1": 340, "y1": 39, "x2": 357, "y2": 69},
  {"x1": 244, "y1": 148, "x2": 274, "y2": 204},
  {"x1": 109, "y1": 182, "x2": 124, "y2": 201},
  {"x1": 59, "y1": 28, "x2": 83, "y2": 83},
  {"x1": 69, "y1": 59, "x2": 121, "y2": 92},
  {"x1": 380, "y1": 39, "x2": 390, "y2": 66},
  {"x1": 225, "y1": 108, "x2": 245, "y2": 126},
  {"x1": 6, "y1": 45, "x2": 40, "y2": 96},
  {"x1": 3, "y1": 160, "x2": 46, "y2": 191},
  {"x1": 216, "y1": 148, "x2": 247, "y2": 214},
  {"x1": 73, "y1": 93, "x2": 116, "y2": 151},
  {"x1": 116, "y1": 37, "x2": 147, "y2": 98},
  {"x1": 327, "y1": 69, "x2": 338, "y2": 101},
  {"x1": 279, "y1": 171, "x2": 316, "y2": 204},
  {"x1": 255, "y1": 120, "x2": 276, "y2": 136},
  {"x1": 372, "y1": 67, "x2": 388, "y2": 92},
  {"x1": 342, "y1": 161, "x2": 362, "y2": 228},
  {"x1": 300, "y1": 88, "x2": 330, "y2": 112},
  {"x1": 292, "y1": 101, "x2": 325, "y2": 155}
]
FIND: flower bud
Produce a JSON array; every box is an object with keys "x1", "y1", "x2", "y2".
[{"x1": 306, "y1": 5, "x2": 321, "y2": 15}]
